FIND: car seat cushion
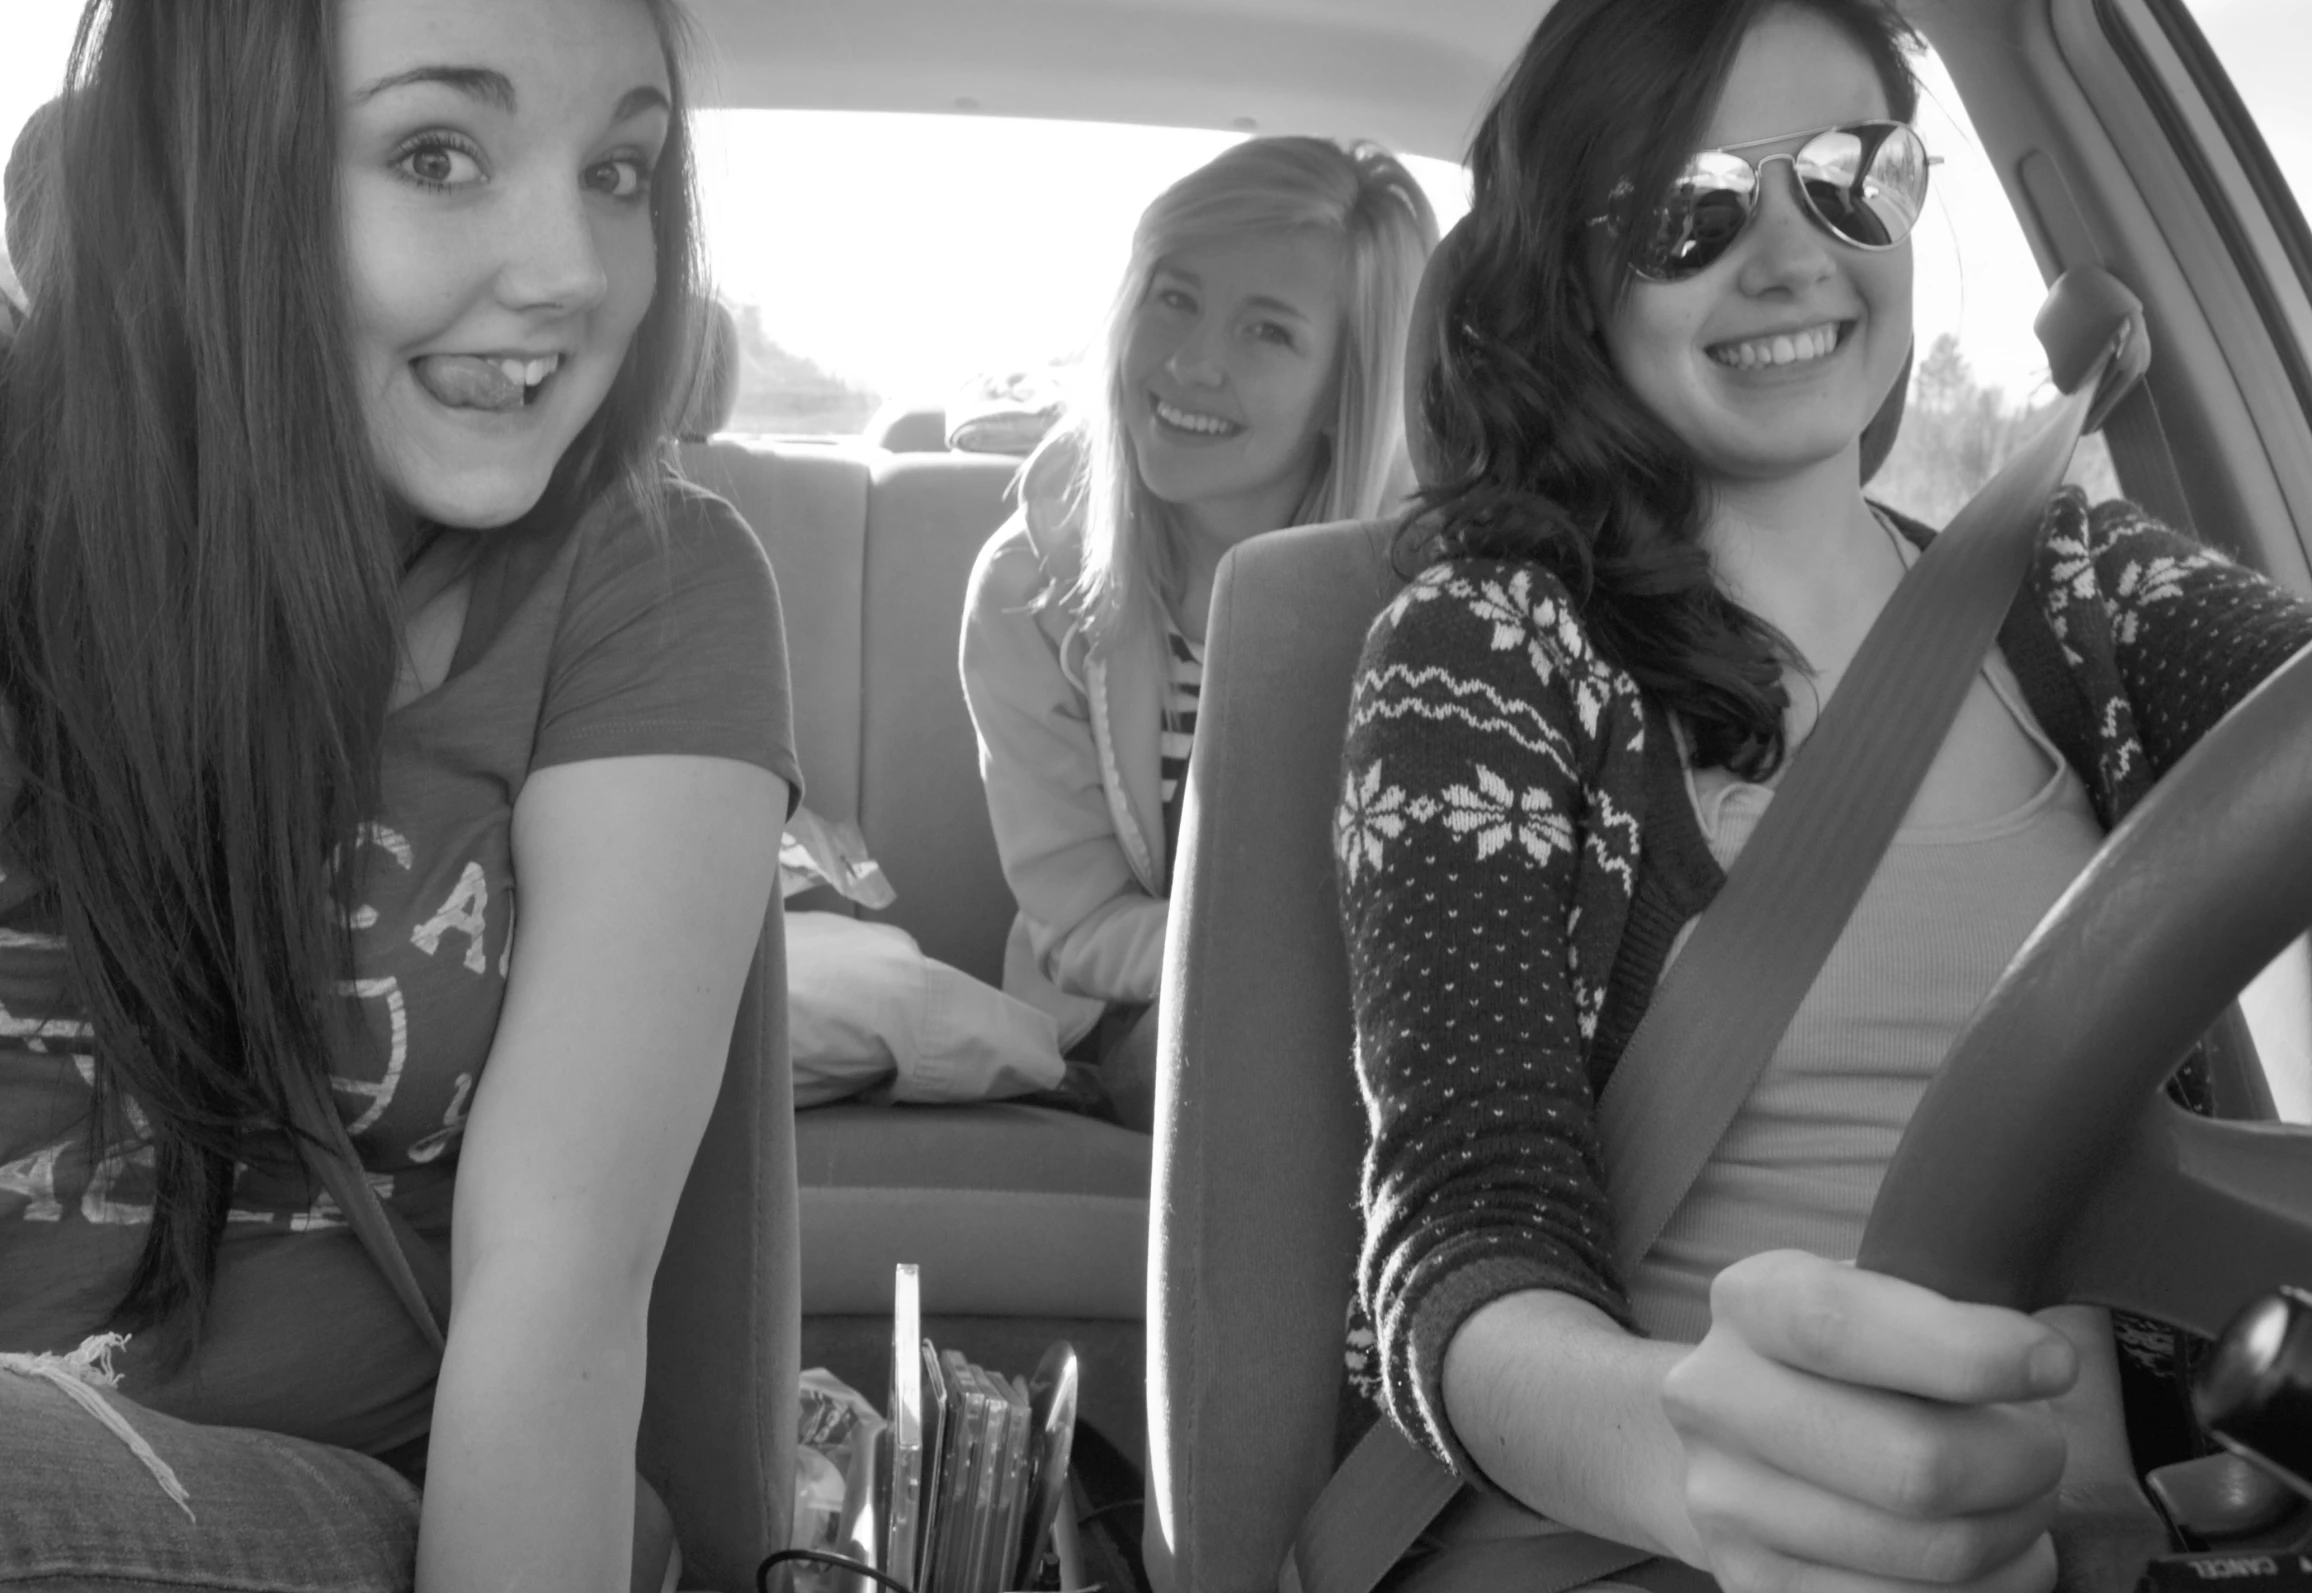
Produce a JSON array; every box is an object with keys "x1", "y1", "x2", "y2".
[{"x1": 796, "y1": 1104, "x2": 1150, "y2": 1319}]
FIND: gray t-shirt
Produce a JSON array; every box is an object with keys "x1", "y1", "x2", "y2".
[{"x1": 0, "y1": 478, "x2": 801, "y2": 1455}]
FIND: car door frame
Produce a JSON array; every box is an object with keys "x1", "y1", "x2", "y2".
[{"x1": 1915, "y1": 0, "x2": 2312, "y2": 1105}]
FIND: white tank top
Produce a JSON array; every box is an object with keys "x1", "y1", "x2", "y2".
[{"x1": 1628, "y1": 650, "x2": 2106, "y2": 1344}]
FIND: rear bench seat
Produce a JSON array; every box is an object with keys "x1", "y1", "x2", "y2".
[{"x1": 675, "y1": 433, "x2": 1152, "y2": 1460}]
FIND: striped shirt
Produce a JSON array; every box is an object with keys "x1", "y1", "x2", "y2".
[{"x1": 1159, "y1": 622, "x2": 1203, "y2": 862}]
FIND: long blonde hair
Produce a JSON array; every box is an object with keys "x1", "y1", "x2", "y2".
[{"x1": 1045, "y1": 136, "x2": 1437, "y2": 653}]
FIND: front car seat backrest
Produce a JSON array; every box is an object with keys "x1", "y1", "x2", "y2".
[
  {"x1": 863, "y1": 398, "x2": 950, "y2": 453},
  {"x1": 1144, "y1": 215, "x2": 1459, "y2": 1593},
  {"x1": 1150, "y1": 186, "x2": 1935, "y2": 1593},
  {"x1": 675, "y1": 297, "x2": 743, "y2": 443},
  {"x1": 1400, "y1": 216, "x2": 1910, "y2": 490},
  {"x1": 636, "y1": 904, "x2": 800, "y2": 1588},
  {"x1": 1146, "y1": 518, "x2": 1404, "y2": 1593}
]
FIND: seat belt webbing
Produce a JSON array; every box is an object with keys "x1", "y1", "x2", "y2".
[
  {"x1": 288, "y1": 1076, "x2": 450, "y2": 1349},
  {"x1": 1596, "y1": 326, "x2": 2118, "y2": 1271}
]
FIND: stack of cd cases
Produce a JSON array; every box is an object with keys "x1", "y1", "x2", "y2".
[{"x1": 881, "y1": 1264, "x2": 1070, "y2": 1593}]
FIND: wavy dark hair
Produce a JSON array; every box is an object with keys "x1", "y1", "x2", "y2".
[
  {"x1": 1409, "y1": 0, "x2": 1920, "y2": 777},
  {"x1": 0, "y1": 0, "x2": 703, "y2": 1345}
]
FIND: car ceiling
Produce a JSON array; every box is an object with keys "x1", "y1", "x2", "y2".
[{"x1": 680, "y1": 0, "x2": 1550, "y2": 159}]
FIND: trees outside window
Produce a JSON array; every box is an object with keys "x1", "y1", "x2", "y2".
[{"x1": 1870, "y1": 333, "x2": 2120, "y2": 526}]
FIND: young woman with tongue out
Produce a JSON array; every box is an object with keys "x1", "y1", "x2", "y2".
[
  {"x1": 1333, "y1": 1, "x2": 2312, "y2": 1591},
  {"x1": 962, "y1": 136, "x2": 1437, "y2": 1132},
  {"x1": 0, "y1": 2, "x2": 798, "y2": 1591}
]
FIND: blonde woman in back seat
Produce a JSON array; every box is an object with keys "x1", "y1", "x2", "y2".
[{"x1": 963, "y1": 136, "x2": 1436, "y2": 1133}]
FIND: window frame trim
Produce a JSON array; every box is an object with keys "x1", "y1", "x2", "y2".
[{"x1": 2100, "y1": 0, "x2": 2312, "y2": 435}]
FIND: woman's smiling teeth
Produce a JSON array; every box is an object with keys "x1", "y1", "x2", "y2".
[
  {"x1": 1709, "y1": 321, "x2": 1846, "y2": 370},
  {"x1": 413, "y1": 353, "x2": 564, "y2": 413},
  {"x1": 1153, "y1": 396, "x2": 1243, "y2": 438}
]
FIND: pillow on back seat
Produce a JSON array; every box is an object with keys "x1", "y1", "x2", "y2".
[{"x1": 788, "y1": 911, "x2": 1065, "y2": 1109}]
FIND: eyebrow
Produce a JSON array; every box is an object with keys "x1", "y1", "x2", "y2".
[
  {"x1": 353, "y1": 69, "x2": 671, "y2": 125},
  {"x1": 613, "y1": 85, "x2": 672, "y2": 122},
  {"x1": 355, "y1": 66, "x2": 518, "y2": 112},
  {"x1": 1152, "y1": 266, "x2": 1314, "y2": 322},
  {"x1": 1242, "y1": 295, "x2": 1313, "y2": 323}
]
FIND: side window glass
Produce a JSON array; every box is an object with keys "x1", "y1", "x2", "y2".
[
  {"x1": 1867, "y1": 44, "x2": 2119, "y2": 524},
  {"x1": 2178, "y1": 0, "x2": 2311, "y2": 236}
]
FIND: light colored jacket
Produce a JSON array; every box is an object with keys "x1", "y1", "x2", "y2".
[{"x1": 960, "y1": 447, "x2": 1170, "y2": 1045}]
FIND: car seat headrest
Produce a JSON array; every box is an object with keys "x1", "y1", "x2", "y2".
[
  {"x1": 1400, "y1": 216, "x2": 1915, "y2": 490},
  {"x1": 1400, "y1": 216, "x2": 1469, "y2": 492},
  {"x1": 5, "y1": 96, "x2": 65, "y2": 306},
  {"x1": 863, "y1": 398, "x2": 950, "y2": 453},
  {"x1": 675, "y1": 297, "x2": 741, "y2": 442}
]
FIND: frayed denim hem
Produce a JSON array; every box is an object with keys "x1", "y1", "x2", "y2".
[{"x1": 0, "y1": 1335, "x2": 194, "y2": 1522}]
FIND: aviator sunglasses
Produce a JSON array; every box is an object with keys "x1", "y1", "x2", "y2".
[{"x1": 1603, "y1": 120, "x2": 1937, "y2": 283}]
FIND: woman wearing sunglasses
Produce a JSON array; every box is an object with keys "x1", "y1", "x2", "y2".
[{"x1": 1335, "y1": 1, "x2": 2312, "y2": 1590}]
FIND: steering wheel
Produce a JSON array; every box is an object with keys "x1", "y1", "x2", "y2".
[{"x1": 1856, "y1": 629, "x2": 2312, "y2": 1358}]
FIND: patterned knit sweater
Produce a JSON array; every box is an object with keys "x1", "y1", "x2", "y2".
[{"x1": 1333, "y1": 489, "x2": 2312, "y2": 1482}]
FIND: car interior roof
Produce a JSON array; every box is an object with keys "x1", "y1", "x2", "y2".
[{"x1": 680, "y1": 0, "x2": 1540, "y2": 158}]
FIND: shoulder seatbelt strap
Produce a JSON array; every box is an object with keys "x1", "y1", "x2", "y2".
[
  {"x1": 1279, "y1": 267, "x2": 2146, "y2": 1593},
  {"x1": 1278, "y1": 1420, "x2": 1468, "y2": 1593},
  {"x1": 1597, "y1": 290, "x2": 2137, "y2": 1273},
  {"x1": 286, "y1": 1073, "x2": 450, "y2": 1350}
]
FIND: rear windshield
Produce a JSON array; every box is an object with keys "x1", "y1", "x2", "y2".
[{"x1": 693, "y1": 111, "x2": 1470, "y2": 438}]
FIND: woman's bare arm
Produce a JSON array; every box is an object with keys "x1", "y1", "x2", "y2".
[
  {"x1": 1444, "y1": 1287, "x2": 1700, "y2": 1557},
  {"x1": 415, "y1": 754, "x2": 783, "y2": 1593}
]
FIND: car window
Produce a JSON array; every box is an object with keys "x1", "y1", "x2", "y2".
[
  {"x1": 2178, "y1": 0, "x2": 2312, "y2": 232},
  {"x1": 692, "y1": 111, "x2": 1468, "y2": 438},
  {"x1": 1867, "y1": 44, "x2": 2121, "y2": 525}
]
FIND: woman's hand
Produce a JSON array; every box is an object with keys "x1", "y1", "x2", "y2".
[
  {"x1": 2036, "y1": 1305, "x2": 2173, "y2": 1593},
  {"x1": 1662, "y1": 1250, "x2": 2080, "y2": 1593}
]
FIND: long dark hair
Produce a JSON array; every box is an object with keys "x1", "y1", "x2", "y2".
[
  {"x1": 1409, "y1": 0, "x2": 1920, "y2": 777},
  {"x1": 0, "y1": 0, "x2": 703, "y2": 1342}
]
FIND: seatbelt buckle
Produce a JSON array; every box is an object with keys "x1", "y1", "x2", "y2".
[{"x1": 2033, "y1": 265, "x2": 2152, "y2": 435}]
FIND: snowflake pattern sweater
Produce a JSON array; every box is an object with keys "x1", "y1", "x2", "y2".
[{"x1": 1333, "y1": 490, "x2": 2312, "y2": 1481}]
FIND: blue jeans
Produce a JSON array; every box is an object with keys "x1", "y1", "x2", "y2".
[{"x1": 0, "y1": 1352, "x2": 419, "y2": 1591}]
